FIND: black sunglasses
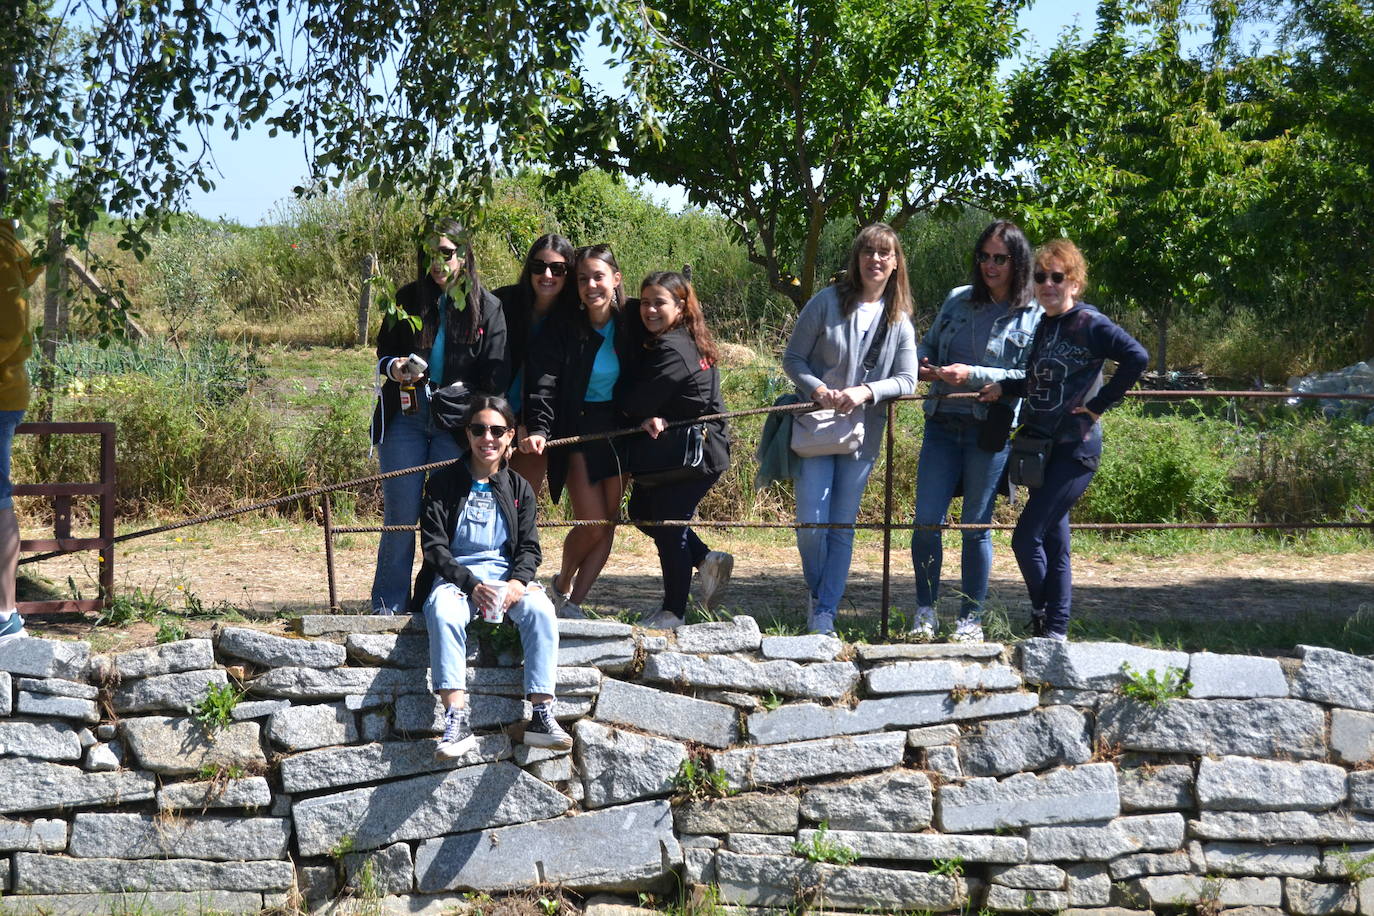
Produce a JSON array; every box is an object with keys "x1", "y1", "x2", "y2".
[
  {"x1": 1033, "y1": 270, "x2": 1067, "y2": 285},
  {"x1": 436, "y1": 246, "x2": 459, "y2": 260},
  {"x1": 530, "y1": 259, "x2": 568, "y2": 277},
  {"x1": 467, "y1": 423, "x2": 511, "y2": 438},
  {"x1": 975, "y1": 251, "x2": 1011, "y2": 266}
]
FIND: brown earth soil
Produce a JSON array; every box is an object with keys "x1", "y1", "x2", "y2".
[{"x1": 20, "y1": 520, "x2": 1374, "y2": 655}]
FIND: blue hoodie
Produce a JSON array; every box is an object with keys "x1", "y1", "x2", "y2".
[{"x1": 1000, "y1": 303, "x2": 1149, "y2": 465}]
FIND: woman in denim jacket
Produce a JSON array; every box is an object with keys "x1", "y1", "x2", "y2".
[
  {"x1": 783, "y1": 223, "x2": 918, "y2": 636},
  {"x1": 910, "y1": 220, "x2": 1042, "y2": 643}
]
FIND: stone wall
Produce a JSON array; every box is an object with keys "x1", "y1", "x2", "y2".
[{"x1": 2, "y1": 615, "x2": 1374, "y2": 915}]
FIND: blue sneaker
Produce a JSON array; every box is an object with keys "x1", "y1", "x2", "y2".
[
  {"x1": 0, "y1": 612, "x2": 28, "y2": 644},
  {"x1": 809, "y1": 609, "x2": 837, "y2": 637}
]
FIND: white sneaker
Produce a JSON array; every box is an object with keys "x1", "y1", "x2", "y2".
[
  {"x1": 641, "y1": 609, "x2": 685, "y2": 629},
  {"x1": 951, "y1": 617, "x2": 984, "y2": 643},
  {"x1": 695, "y1": 551, "x2": 734, "y2": 609},
  {"x1": 908, "y1": 606, "x2": 936, "y2": 640}
]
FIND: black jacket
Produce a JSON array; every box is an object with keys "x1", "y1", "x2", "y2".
[
  {"x1": 616, "y1": 325, "x2": 730, "y2": 476},
  {"x1": 370, "y1": 274, "x2": 509, "y2": 444},
  {"x1": 412, "y1": 458, "x2": 541, "y2": 613},
  {"x1": 493, "y1": 283, "x2": 568, "y2": 419},
  {"x1": 524, "y1": 305, "x2": 634, "y2": 501}
]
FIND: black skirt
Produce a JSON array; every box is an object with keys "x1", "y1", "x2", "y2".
[{"x1": 576, "y1": 402, "x2": 626, "y2": 485}]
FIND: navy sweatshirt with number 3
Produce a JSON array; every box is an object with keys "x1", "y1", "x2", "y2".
[{"x1": 1000, "y1": 304, "x2": 1149, "y2": 465}]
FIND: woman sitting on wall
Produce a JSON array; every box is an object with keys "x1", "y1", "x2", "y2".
[{"x1": 416, "y1": 394, "x2": 570, "y2": 760}]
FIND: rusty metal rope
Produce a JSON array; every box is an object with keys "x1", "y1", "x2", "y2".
[{"x1": 18, "y1": 388, "x2": 1374, "y2": 566}]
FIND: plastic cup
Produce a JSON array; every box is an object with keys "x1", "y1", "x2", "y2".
[{"x1": 482, "y1": 583, "x2": 508, "y2": 623}]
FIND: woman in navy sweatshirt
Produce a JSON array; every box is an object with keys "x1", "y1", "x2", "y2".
[{"x1": 978, "y1": 239, "x2": 1148, "y2": 640}]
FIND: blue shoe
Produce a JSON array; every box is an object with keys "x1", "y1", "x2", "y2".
[
  {"x1": 809, "y1": 609, "x2": 837, "y2": 637},
  {"x1": 0, "y1": 612, "x2": 28, "y2": 644}
]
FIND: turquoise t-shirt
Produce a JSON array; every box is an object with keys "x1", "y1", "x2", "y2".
[{"x1": 584, "y1": 319, "x2": 618, "y2": 403}]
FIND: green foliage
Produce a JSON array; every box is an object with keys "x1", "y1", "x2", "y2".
[
  {"x1": 572, "y1": 0, "x2": 1026, "y2": 307},
  {"x1": 1118, "y1": 663, "x2": 1193, "y2": 707},
  {"x1": 195, "y1": 762, "x2": 246, "y2": 781},
  {"x1": 671, "y1": 757, "x2": 733, "y2": 801},
  {"x1": 1075, "y1": 405, "x2": 1244, "y2": 524},
  {"x1": 328, "y1": 834, "x2": 356, "y2": 861},
  {"x1": 792, "y1": 821, "x2": 858, "y2": 866},
  {"x1": 155, "y1": 619, "x2": 189, "y2": 644},
  {"x1": 97, "y1": 588, "x2": 166, "y2": 628},
  {"x1": 191, "y1": 682, "x2": 244, "y2": 733},
  {"x1": 931, "y1": 857, "x2": 964, "y2": 878},
  {"x1": 761, "y1": 691, "x2": 784, "y2": 712},
  {"x1": 1331, "y1": 845, "x2": 1374, "y2": 882}
]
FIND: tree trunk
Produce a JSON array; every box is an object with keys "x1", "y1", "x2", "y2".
[
  {"x1": 1155, "y1": 310, "x2": 1168, "y2": 374},
  {"x1": 39, "y1": 199, "x2": 64, "y2": 420},
  {"x1": 357, "y1": 253, "x2": 376, "y2": 347}
]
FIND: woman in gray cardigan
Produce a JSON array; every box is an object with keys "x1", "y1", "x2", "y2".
[{"x1": 783, "y1": 223, "x2": 919, "y2": 635}]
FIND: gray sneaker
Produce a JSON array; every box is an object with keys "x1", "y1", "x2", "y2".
[
  {"x1": 641, "y1": 609, "x2": 685, "y2": 629},
  {"x1": 695, "y1": 551, "x2": 734, "y2": 609},
  {"x1": 557, "y1": 600, "x2": 587, "y2": 619},
  {"x1": 524, "y1": 702, "x2": 573, "y2": 749},
  {"x1": 434, "y1": 706, "x2": 477, "y2": 761}
]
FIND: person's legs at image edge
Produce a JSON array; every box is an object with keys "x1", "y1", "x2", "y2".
[{"x1": 0, "y1": 410, "x2": 25, "y2": 642}]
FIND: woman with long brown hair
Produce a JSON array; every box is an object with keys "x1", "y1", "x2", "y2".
[
  {"x1": 368, "y1": 218, "x2": 508, "y2": 616},
  {"x1": 618, "y1": 271, "x2": 733, "y2": 628},
  {"x1": 782, "y1": 223, "x2": 918, "y2": 636}
]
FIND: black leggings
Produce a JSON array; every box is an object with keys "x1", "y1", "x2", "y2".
[{"x1": 627, "y1": 473, "x2": 721, "y2": 615}]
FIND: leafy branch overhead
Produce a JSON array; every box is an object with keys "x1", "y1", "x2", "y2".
[
  {"x1": 556, "y1": 0, "x2": 1026, "y2": 306},
  {"x1": 1, "y1": 0, "x2": 665, "y2": 253}
]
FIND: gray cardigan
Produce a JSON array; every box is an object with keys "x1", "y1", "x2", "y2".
[{"x1": 783, "y1": 284, "x2": 919, "y2": 461}]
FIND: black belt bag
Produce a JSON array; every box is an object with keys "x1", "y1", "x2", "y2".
[
  {"x1": 1007, "y1": 427, "x2": 1054, "y2": 488},
  {"x1": 627, "y1": 423, "x2": 708, "y2": 487}
]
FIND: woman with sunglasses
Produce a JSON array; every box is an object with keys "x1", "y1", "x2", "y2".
[
  {"x1": 909, "y1": 220, "x2": 1042, "y2": 643},
  {"x1": 415, "y1": 394, "x2": 570, "y2": 760},
  {"x1": 783, "y1": 223, "x2": 919, "y2": 636},
  {"x1": 978, "y1": 239, "x2": 1147, "y2": 641},
  {"x1": 521, "y1": 244, "x2": 631, "y2": 618},
  {"x1": 618, "y1": 272, "x2": 733, "y2": 629},
  {"x1": 494, "y1": 234, "x2": 579, "y2": 499},
  {"x1": 368, "y1": 218, "x2": 509, "y2": 616}
]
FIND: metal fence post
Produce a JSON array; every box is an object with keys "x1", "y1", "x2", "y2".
[
  {"x1": 881, "y1": 400, "x2": 895, "y2": 640},
  {"x1": 322, "y1": 495, "x2": 340, "y2": 612}
]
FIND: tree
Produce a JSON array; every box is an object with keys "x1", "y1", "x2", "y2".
[
  {"x1": 1008, "y1": 0, "x2": 1279, "y2": 372},
  {"x1": 0, "y1": 0, "x2": 662, "y2": 331},
  {"x1": 559, "y1": 0, "x2": 1027, "y2": 307}
]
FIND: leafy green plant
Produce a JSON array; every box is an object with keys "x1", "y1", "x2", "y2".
[
  {"x1": 328, "y1": 834, "x2": 355, "y2": 861},
  {"x1": 931, "y1": 856, "x2": 964, "y2": 878},
  {"x1": 97, "y1": 587, "x2": 166, "y2": 627},
  {"x1": 1118, "y1": 662, "x2": 1194, "y2": 707},
  {"x1": 792, "y1": 821, "x2": 858, "y2": 866},
  {"x1": 1332, "y1": 845, "x2": 1374, "y2": 881},
  {"x1": 155, "y1": 618, "x2": 189, "y2": 644},
  {"x1": 191, "y1": 681, "x2": 244, "y2": 733},
  {"x1": 761, "y1": 690, "x2": 784, "y2": 711},
  {"x1": 195, "y1": 762, "x2": 246, "y2": 781},
  {"x1": 671, "y1": 757, "x2": 733, "y2": 800}
]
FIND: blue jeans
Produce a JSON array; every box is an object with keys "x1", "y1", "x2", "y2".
[
  {"x1": 1011, "y1": 442, "x2": 1096, "y2": 639},
  {"x1": 795, "y1": 452, "x2": 877, "y2": 627},
  {"x1": 911, "y1": 418, "x2": 1010, "y2": 620},
  {"x1": 0, "y1": 410, "x2": 24, "y2": 511},
  {"x1": 372, "y1": 403, "x2": 462, "y2": 615},
  {"x1": 423, "y1": 582, "x2": 559, "y2": 695}
]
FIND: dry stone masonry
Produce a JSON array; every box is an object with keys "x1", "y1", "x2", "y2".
[{"x1": 2, "y1": 616, "x2": 1373, "y2": 915}]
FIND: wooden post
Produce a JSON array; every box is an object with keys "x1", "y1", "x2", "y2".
[
  {"x1": 39, "y1": 199, "x2": 65, "y2": 421},
  {"x1": 357, "y1": 253, "x2": 376, "y2": 346}
]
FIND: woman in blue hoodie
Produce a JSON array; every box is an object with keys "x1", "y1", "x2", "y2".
[{"x1": 978, "y1": 239, "x2": 1147, "y2": 640}]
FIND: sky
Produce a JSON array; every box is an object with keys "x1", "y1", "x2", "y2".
[{"x1": 185, "y1": 0, "x2": 1103, "y2": 225}]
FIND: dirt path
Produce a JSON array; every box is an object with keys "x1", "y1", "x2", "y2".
[{"x1": 22, "y1": 521, "x2": 1374, "y2": 653}]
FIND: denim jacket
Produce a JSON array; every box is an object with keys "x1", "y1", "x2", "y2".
[{"x1": 918, "y1": 285, "x2": 1043, "y2": 421}]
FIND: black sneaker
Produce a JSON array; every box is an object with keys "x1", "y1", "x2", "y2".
[
  {"x1": 1029, "y1": 610, "x2": 1046, "y2": 638},
  {"x1": 523, "y1": 701, "x2": 573, "y2": 749},
  {"x1": 434, "y1": 706, "x2": 477, "y2": 761}
]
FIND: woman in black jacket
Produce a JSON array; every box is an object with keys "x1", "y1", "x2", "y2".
[
  {"x1": 369, "y1": 218, "x2": 509, "y2": 616},
  {"x1": 417, "y1": 394, "x2": 569, "y2": 760},
  {"x1": 619, "y1": 272, "x2": 733, "y2": 628},
  {"x1": 519, "y1": 244, "x2": 630, "y2": 618},
  {"x1": 493, "y1": 233, "x2": 578, "y2": 498}
]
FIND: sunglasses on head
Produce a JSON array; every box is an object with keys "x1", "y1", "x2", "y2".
[
  {"x1": 975, "y1": 251, "x2": 1011, "y2": 266},
  {"x1": 1034, "y1": 270, "x2": 1067, "y2": 285},
  {"x1": 467, "y1": 423, "x2": 510, "y2": 438},
  {"x1": 529, "y1": 259, "x2": 568, "y2": 277},
  {"x1": 436, "y1": 246, "x2": 459, "y2": 260}
]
